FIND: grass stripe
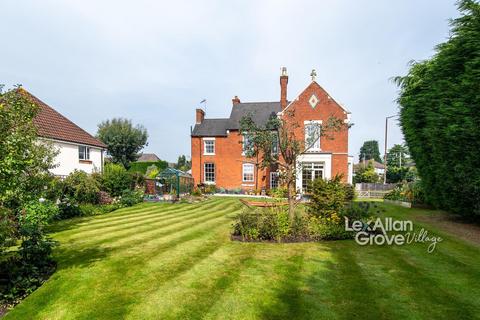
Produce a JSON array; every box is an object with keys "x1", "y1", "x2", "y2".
[
  {"x1": 58, "y1": 199, "x2": 217, "y2": 231},
  {"x1": 54, "y1": 201, "x2": 240, "y2": 264},
  {"x1": 58, "y1": 199, "x2": 223, "y2": 239}
]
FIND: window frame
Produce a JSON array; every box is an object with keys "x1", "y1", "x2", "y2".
[
  {"x1": 78, "y1": 145, "x2": 91, "y2": 160},
  {"x1": 242, "y1": 163, "x2": 255, "y2": 182},
  {"x1": 203, "y1": 138, "x2": 215, "y2": 155},
  {"x1": 204, "y1": 162, "x2": 215, "y2": 183},
  {"x1": 304, "y1": 120, "x2": 322, "y2": 152},
  {"x1": 270, "y1": 171, "x2": 279, "y2": 189}
]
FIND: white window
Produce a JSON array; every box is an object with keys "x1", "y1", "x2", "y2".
[
  {"x1": 270, "y1": 172, "x2": 279, "y2": 189},
  {"x1": 242, "y1": 163, "x2": 254, "y2": 182},
  {"x1": 242, "y1": 134, "x2": 253, "y2": 155},
  {"x1": 79, "y1": 146, "x2": 90, "y2": 160},
  {"x1": 204, "y1": 163, "x2": 215, "y2": 183},
  {"x1": 203, "y1": 138, "x2": 215, "y2": 155},
  {"x1": 304, "y1": 121, "x2": 321, "y2": 151}
]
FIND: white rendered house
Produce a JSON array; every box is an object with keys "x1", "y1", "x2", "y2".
[{"x1": 23, "y1": 89, "x2": 106, "y2": 177}]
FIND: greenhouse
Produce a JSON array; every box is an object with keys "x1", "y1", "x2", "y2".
[{"x1": 157, "y1": 168, "x2": 194, "y2": 199}]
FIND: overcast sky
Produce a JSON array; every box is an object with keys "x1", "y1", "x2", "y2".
[{"x1": 1, "y1": 0, "x2": 459, "y2": 162}]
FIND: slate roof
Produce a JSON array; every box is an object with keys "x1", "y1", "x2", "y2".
[
  {"x1": 20, "y1": 89, "x2": 107, "y2": 148},
  {"x1": 191, "y1": 101, "x2": 282, "y2": 137},
  {"x1": 191, "y1": 118, "x2": 229, "y2": 137}
]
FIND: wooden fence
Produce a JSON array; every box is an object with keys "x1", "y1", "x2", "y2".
[{"x1": 355, "y1": 183, "x2": 396, "y2": 199}]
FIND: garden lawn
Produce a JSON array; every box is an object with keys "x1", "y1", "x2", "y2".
[{"x1": 4, "y1": 197, "x2": 480, "y2": 319}]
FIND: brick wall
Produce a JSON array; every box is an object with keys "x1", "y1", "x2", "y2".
[
  {"x1": 191, "y1": 132, "x2": 270, "y2": 191},
  {"x1": 191, "y1": 80, "x2": 350, "y2": 189},
  {"x1": 283, "y1": 81, "x2": 349, "y2": 182}
]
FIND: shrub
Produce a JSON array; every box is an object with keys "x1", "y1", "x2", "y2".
[
  {"x1": 341, "y1": 201, "x2": 375, "y2": 221},
  {"x1": 307, "y1": 175, "x2": 349, "y2": 222},
  {"x1": 63, "y1": 170, "x2": 100, "y2": 204},
  {"x1": 98, "y1": 191, "x2": 113, "y2": 205},
  {"x1": 384, "y1": 181, "x2": 426, "y2": 205},
  {"x1": 344, "y1": 184, "x2": 356, "y2": 201},
  {"x1": 145, "y1": 165, "x2": 159, "y2": 179},
  {"x1": 271, "y1": 187, "x2": 288, "y2": 198},
  {"x1": 1, "y1": 201, "x2": 58, "y2": 305},
  {"x1": 258, "y1": 207, "x2": 290, "y2": 241},
  {"x1": 232, "y1": 209, "x2": 260, "y2": 241},
  {"x1": 307, "y1": 216, "x2": 352, "y2": 240},
  {"x1": 43, "y1": 176, "x2": 65, "y2": 202},
  {"x1": 56, "y1": 197, "x2": 82, "y2": 219},
  {"x1": 130, "y1": 172, "x2": 146, "y2": 189},
  {"x1": 120, "y1": 189, "x2": 144, "y2": 207},
  {"x1": 17, "y1": 200, "x2": 57, "y2": 272},
  {"x1": 0, "y1": 207, "x2": 16, "y2": 252},
  {"x1": 191, "y1": 188, "x2": 202, "y2": 196},
  {"x1": 353, "y1": 162, "x2": 379, "y2": 183},
  {"x1": 203, "y1": 184, "x2": 216, "y2": 194},
  {"x1": 232, "y1": 205, "x2": 356, "y2": 242},
  {"x1": 102, "y1": 164, "x2": 133, "y2": 197}
]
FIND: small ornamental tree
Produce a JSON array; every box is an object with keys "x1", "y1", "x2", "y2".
[{"x1": 240, "y1": 109, "x2": 349, "y2": 220}]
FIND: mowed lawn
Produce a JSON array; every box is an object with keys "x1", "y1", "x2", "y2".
[{"x1": 5, "y1": 197, "x2": 480, "y2": 319}]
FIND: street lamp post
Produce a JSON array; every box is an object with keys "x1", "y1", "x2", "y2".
[{"x1": 384, "y1": 114, "x2": 398, "y2": 184}]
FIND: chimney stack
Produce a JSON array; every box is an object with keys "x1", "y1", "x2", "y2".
[
  {"x1": 280, "y1": 67, "x2": 288, "y2": 109},
  {"x1": 195, "y1": 108, "x2": 205, "y2": 124},
  {"x1": 232, "y1": 95, "x2": 241, "y2": 106}
]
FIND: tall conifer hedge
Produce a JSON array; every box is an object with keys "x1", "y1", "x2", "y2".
[{"x1": 395, "y1": 0, "x2": 480, "y2": 219}]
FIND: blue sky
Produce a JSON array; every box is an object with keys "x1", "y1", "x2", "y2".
[{"x1": 1, "y1": 0, "x2": 459, "y2": 162}]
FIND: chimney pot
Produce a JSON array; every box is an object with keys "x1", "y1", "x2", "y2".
[
  {"x1": 195, "y1": 108, "x2": 205, "y2": 124},
  {"x1": 232, "y1": 95, "x2": 241, "y2": 105}
]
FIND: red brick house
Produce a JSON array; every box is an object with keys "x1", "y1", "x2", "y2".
[{"x1": 191, "y1": 68, "x2": 353, "y2": 193}]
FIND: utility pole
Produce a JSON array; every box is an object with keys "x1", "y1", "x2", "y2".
[{"x1": 384, "y1": 114, "x2": 398, "y2": 184}]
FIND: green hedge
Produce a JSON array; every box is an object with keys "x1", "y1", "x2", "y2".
[
  {"x1": 395, "y1": 0, "x2": 480, "y2": 219},
  {"x1": 128, "y1": 161, "x2": 168, "y2": 174}
]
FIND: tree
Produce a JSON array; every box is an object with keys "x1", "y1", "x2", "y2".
[
  {"x1": 386, "y1": 144, "x2": 411, "y2": 183},
  {"x1": 394, "y1": 0, "x2": 480, "y2": 219},
  {"x1": 240, "y1": 109, "x2": 349, "y2": 220},
  {"x1": 359, "y1": 140, "x2": 382, "y2": 163},
  {"x1": 0, "y1": 87, "x2": 58, "y2": 302},
  {"x1": 96, "y1": 118, "x2": 148, "y2": 169},
  {"x1": 353, "y1": 161, "x2": 379, "y2": 183},
  {"x1": 175, "y1": 155, "x2": 191, "y2": 172},
  {"x1": 386, "y1": 144, "x2": 410, "y2": 168},
  {"x1": 0, "y1": 87, "x2": 57, "y2": 208}
]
